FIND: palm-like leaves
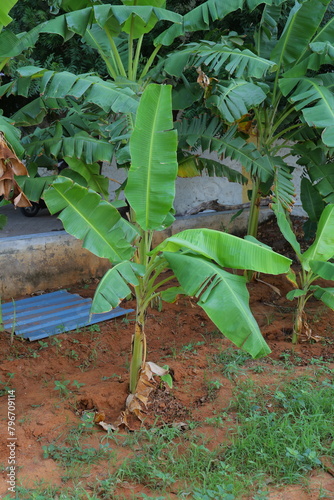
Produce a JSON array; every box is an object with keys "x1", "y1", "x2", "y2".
[
  {"x1": 176, "y1": 116, "x2": 273, "y2": 182},
  {"x1": 207, "y1": 81, "x2": 267, "y2": 122},
  {"x1": 177, "y1": 153, "x2": 248, "y2": 185},
  {"x1": 155, "y1": 0, "x2": 243, "y2": 46},
  {"x1": 279, "y1": 75, "x2": 334, "y2": 147},
  {"x1": 164, "y1": 40, "x2": 276, "y2": 79},
  {"x1": 270, "y1": 159, "x2": 302, "y2": 259},
  {"x1": 1, "y1": 67, "x2": 139, "y2": 114},
  {"x1": 41, "y1": 5, "x2": 182, "y2": 41}
]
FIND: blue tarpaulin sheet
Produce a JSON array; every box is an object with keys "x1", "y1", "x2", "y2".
[{"x1": 1, "y1": 290, "x2": 134, "y2": 341}]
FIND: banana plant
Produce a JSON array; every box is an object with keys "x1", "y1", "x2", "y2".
[
  {"x1": 44, "y1": 83, "x2": 291, "y2": 398},
  {"x1": 161, "y1": 0, "x2": 334, "y2": 238},
  {"x1": 271, "y1": 167, "x2": 334, "y2": 343}
]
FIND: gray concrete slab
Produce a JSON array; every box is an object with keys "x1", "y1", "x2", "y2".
[{"x1": 0, "y1": 204, "x2": 63, "y2": 237}]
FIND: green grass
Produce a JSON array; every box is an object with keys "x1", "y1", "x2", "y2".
[
  {"x1": 225, "y1": 378, "x2": 334, "y2": 483},
  {"x1": 4, "y1": 375, "x2": 334, "y2": 499},
  {"x1": 214, "y1": 346, "x2": 252, "y2": 380}
]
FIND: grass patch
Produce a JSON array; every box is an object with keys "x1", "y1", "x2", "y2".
[
  {"x1": 4, "y1": 376, "x2": 334, "y2": 499},
  {"x1": 224, "y1": 377, "x2": 334, "y2": 483}
]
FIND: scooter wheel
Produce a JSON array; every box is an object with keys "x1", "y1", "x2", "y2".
[{"x1": 20, "y1": 202, "x2": 40, "y2": 217}]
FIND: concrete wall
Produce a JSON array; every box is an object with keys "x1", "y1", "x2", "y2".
[
  {"x1": 0, "y1": 232, "x2": 111, "y2": 300},
  {"x1": 102, "y1": 147, "x2": 306, "y2": 216},
  {"x1": 0, "y1": 208, "x2": 272, "y2": 300}
]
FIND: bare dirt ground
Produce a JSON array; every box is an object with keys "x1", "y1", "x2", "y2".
[{"x1": 0, "y1": 216, "x2": 333, "y2": 499}]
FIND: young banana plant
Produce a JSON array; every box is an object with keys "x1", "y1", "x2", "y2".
[
  {"x1": 273, "y1": 195, "x2": 334, "y2": 343},
  {"x1": 44, "y1": 84, "x2": 291, "y2": 405}
]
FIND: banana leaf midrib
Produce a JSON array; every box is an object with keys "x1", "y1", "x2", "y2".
[
  {"x1": 55, "y1": 183, "x2": 133, "y2": 262},
  {"x1": 144, "y1": 90, "x2": 161, "y2": 229},
  {"x1": 197, "y1": 259, "x2": 256, "y2": 335}
]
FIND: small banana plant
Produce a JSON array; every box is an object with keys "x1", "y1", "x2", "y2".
[
  {"x1": 273, "y1": 199, "x2": 334, "y2": 343},
  {"x1": 44, "y1": 83, "x2": 291, "y2": 425}
]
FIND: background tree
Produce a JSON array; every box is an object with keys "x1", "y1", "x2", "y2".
[
  {"x1": 0, "y1": 0, "x2": 260, "y2": 202},
  {"x1": 161, "y1": 0, "x2": 334, "y2": 240}
]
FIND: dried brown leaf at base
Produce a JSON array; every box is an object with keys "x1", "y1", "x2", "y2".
[
  {"x1": 98, "y1": 362, "x2": 170, "y2": 431},
  {"x1": 93, "y1": 411, "x2": 106, "y2": 423},
  {"x1": 300, "y1": 314, "x2": 322, "y2": 343},
  {"x1": 0, "y1": 135, "x2": 31, "y2": 207},
  {"x1": 97, "y1": 420, "x2": 116, "y2": 432}
]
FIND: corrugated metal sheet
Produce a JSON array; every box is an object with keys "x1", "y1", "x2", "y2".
[{"x1": 1, "y1": 290, "x2": 134, "y2": 341}]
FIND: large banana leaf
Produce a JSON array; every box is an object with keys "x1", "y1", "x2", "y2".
[
  {"x1": 300, "y1": 177, "x2": 325, "y2": 223},
  {"x1": 154, "y1": 0, "x2": 243, "y2": 46},
  {"x1": 155, "y1": 228, "x2": 291, "y2": 274},
  {"x1": 16, "y1": 176, "x2": 56, "y2": 202},
  {"x1": 44, "y1": 176, "x2": 138, "y2": 262},
  {"x1": 164, "y1": 252, "x2": 271, "y2": 358},
  {"x1": 0, "y1": 25, "x2": 42, "y2": 71},
  {"x1": 24, "y1": 128, "x2": 115, "y2": 165},
  {"x1": 279, "y1": 76, "x2": 334, "y2": 147},
  {"x1": 164, "y1": 40, "x2": 276, "y2": 79},
  {"x1": 10, "y1": 98, "x2": 49, "y2": 127},
  {"x1": 91, "y1": 261, "x2": 145, "y2": 313},
  {"x1": 293, "y1": 143, "x2": 334, "y2": 206},
  {"x1": 176, "y1": 114, "x2": 223, "y2": 149},
  {"x1": 308, "y1": 163, "x2": 334, "y2": 204},
  {"x1": 41, "y1": 5, "x2": 182, "y2": 40},
  {"x1": 270, "y1": 0, "x2": 330, "y2": 71},
  {"x1": 302, "y1": 204, "x2": 334, "y2": 270},
  {"x1": 60, "y1": 134, "x2": 114, "y2": 164},
  {"x1": 125, "y1": 84, "x2": 178, "y2": 231},
  {"x1": 207, "y1": 81, "x2": 267, "y2": 122}
]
